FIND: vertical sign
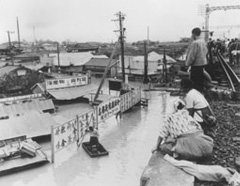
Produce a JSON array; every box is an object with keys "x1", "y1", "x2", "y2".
[
  {"x1": 77, "y1": 109, "x2": 97, "y2": 138},
  {"x1": 52, "y1": 118, "x2": 78, "y2": 153}
]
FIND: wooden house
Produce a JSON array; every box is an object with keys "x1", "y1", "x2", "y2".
[
  {"x1": 0, "y1": 65, "x2": 40, "y2": 95},
  {"x1": 82, "y1": 57, "x2": 118, "y2": 77}
]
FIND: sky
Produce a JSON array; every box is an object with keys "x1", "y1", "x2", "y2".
[{"x1": 0, "y1": 0, "x2": 240, "y2": 44}]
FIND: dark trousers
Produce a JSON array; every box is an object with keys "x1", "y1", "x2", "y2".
[
  {"x1": 89, "y1": 136, "x2": 99, "y2": 146},
  {"x1": 190, "y1": 66, "x2": 204, "y2": 93}
]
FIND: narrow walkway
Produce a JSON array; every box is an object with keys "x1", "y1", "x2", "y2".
[{"x1": 140, "y1": 151, "x2": 194, "y2": 186}]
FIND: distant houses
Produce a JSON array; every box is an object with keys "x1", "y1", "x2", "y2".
[
  {"x1": 83, "y1": 57, "x2": 118, "y2": 77},
  {"x1": 13, "y1": 53, "x2": 40, "y2": 62},
  {"x1": 118, "y1": 51, "x2": 177, "y2": 81},
  {"x1": 48, "y1": 52, "x2": 117, "y2": 77},
  {"x1": 65, "y1": 43, "x2": 99, "y2": 53}
]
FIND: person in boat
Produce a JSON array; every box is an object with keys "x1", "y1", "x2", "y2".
[
  {"x1": 88, "y1": 126, "x2": 100, "y2": 148},
  {"x1": 152, "y1": 98, "x2": 213, "y2": 161},
  {"x1": 180, "y1": 77, "x2": 217, "y2": 139}
]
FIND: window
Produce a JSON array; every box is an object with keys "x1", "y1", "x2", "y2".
[
  {"x1": 17, "y1": 69, "x2": 26, "y2": 76},
  {"x1": 59, "y1": 80, "x2": 65, "y2": 84}
]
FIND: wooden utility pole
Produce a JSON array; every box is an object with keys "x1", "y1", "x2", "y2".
[
  {"x1": 93, "y1": 39, "x2": 120, "y2": 104},
  {"x1": 6, "y1": 31, "x2": 14, "y2": 47},
  {"x1": 56, "y1": 42, "x2": 60, "y2": 73},
  {"x1": 147, "y1": 26, "x2": 150, "y2": 45},
  {"x1": 114, "y1": 12, "x2": 126, "y2": 82},
  {"x1": 6, "y1": 31, "x2": 14, "y2": 65},
  {"x1": 143, "y1": 41, "x2": 148, "y2": 84},
  {"x1": 163, "y1": 50, "x2": 167, "y2": 83},
  {"x1": 16, "y1": 17, "x2": 21, "y2": 48}
]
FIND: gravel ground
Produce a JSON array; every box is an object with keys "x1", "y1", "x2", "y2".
[{"x1": 194, "y1": 98, "x2": 240, "y2": 186}]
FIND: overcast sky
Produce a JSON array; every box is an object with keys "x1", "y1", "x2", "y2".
[{"x1": 0, "y1": 0, "x2": 240, "y2": 44}]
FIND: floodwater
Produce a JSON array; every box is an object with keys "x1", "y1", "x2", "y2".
[{"x1": 0, "y1": 90, "x2": 171, "y2": 186}]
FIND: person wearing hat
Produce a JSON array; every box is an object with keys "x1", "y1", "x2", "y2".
[{"x1": 152, "y1": 97, "x2": 213, "y2": 161}]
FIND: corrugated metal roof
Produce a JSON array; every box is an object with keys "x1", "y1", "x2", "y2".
[
  {"x1": 0, "y1": 112, "x2": 57, "y2": 140},
  {"x1": 84, "y1": 58, "x2": 118, "y2": 67},
  {"x1": 133, "y1": 51, "x2": 176, "y2": 63},
  {"x1": 0, "y1": 99, "x2": 55, "y2": 118},
  {"x1": 82, "y1": 93, "x2": 119, "y2": 103},
  {"x1": 50, "y1": 52, "x2": 93, "y2": 66},
  {"x1": 52, "y1": 115, "x2": 70, "y2": 125},
  {"x1": 24, "y1": 63, "x2": 44, "y2": 71},
  {"x1": 52, "y1": 102, "x2": 93, "y2": 120},
  {"x1": 92, "y1": 55, "x2": 108, "y2": 58},
  {"x1": 47, "y1": 84, "x2": 97, "y2": 100}
]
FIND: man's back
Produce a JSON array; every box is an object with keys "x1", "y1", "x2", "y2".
[{"x1": 186, "y1": 38, "x2": 208, "y2": 67}]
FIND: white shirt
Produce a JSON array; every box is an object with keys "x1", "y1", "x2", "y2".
[{"x1": 184, "y1": 89, "x2": 209, "y2": 122}]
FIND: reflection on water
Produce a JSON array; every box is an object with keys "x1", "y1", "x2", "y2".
[{"x1": 0, "y1": 91, "x2": 170, "y2": 186}]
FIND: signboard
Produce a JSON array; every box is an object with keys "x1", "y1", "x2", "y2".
[
  {"x1": 120, "y1": 87, "x2": 141, "y2": 113},
  {"x1": 77, "y1": 109, "x2": 97, "y2": 138},
  {"x1": 52, "y1": 118, "x2": 78, "y2": 153},
  {"x1": 120, "y1": 91, "x2": 132, "y2": 112},
  {"x1": 0, "y1": 93, "x2": 42, "y2": 103},
  {"x1": 109, "y1": 79, "x2": 122, "y2": 91},
  {"x1": 132, "y1": 87, "x2": 141, "y2": 106},
  {"x1": 17, "y1": 69, "x2": 27, "y2": 76},
  {"x1": 51, "y1": 87, "x2": 141, "y2": 162},
  {"x1": 97, "y1": 97, "x2": 120, "y2": 122},
  {"x1": 45, "y1": 76, "x2": 88, "y2": 90}
]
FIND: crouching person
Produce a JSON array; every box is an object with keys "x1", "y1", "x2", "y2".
[
  {"x1": 152, "y1": 98, "x2": 213, "y2": 161},
  {"x1": 88, "y1": 126, "x2": 99, "y2": 148}
]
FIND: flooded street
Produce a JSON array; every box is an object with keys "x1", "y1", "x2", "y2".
[{"x1": 0, "y1": 91, "x2": 170, "y2": 186}]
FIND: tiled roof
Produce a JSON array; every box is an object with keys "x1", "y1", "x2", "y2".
[
  {"x1": 84, "y1": 58, "x2": 118, "y2": 67},
  {"x1": 14, "y1": 53, "x2": 40, "y2": 58}
]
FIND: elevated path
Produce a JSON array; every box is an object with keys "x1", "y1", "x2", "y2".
[{"x1": 140, "y1": 151, "x2": 194, "y2": 186}]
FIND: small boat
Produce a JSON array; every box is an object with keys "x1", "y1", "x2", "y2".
[{"x1": 82, "y1": 142, "x2": 109, "y2": 158}]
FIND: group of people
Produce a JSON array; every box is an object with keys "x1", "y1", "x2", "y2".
[
  {"x1": 207, "y1": 35, "x2": 240, "y2": 65},
  {"x1": 152, "y1": 78, "x2": 216, "y2": 161},
  {"x1": 152, "y1": 27, "x2": 217, "y2": 161},
  {"x1": 228, "y1": 38, "x2": 240, "y2": 65}
]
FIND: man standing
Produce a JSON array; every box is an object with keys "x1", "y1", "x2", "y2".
[{"x1": 185, "y1": 27, "x2": 208, "y2": 93}]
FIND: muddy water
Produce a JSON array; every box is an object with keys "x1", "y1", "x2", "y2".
[{"x1": 0, "y1": 91, "x2": 170, "y2": 186}]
